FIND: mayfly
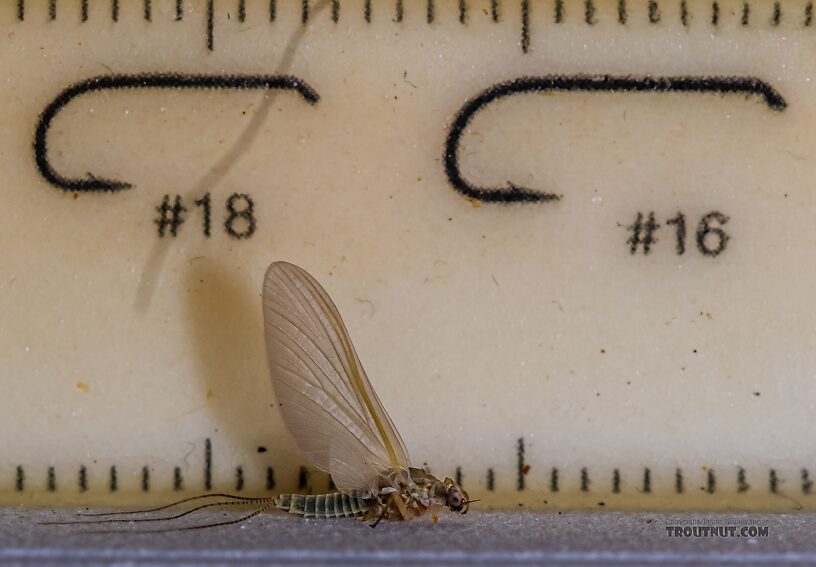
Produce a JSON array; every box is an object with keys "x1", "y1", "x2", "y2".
[
  {"x1": 47, "y1": 261, "x2": 470, "y2": 530},
  {"x1": 262, "y1": 261, "x2": 471, "y2": 523}
]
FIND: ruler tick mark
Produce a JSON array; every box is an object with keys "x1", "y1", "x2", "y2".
[
  {"x1": 395, "y1": 0, "x2": 403, "y2": 22},
  {"x1": 459, "y1": 0, "x2": 466, "y2": 24},
  {"x1": 298, "y1": 466, "x2": 308, "y2": 490},
  {"x1": 521, "y1": 0, "x2": 530, "y2": 53},
  {"x1": 487, "y1": 468, "x2": 495, "y2": 491},
  {"x1": 642, "y1": 468, "x2": 652, "y2": 493},
  {"x1": 365, "y1": 0, "x2": 372, "y2": 23},
  {"x1": 238, "y1": 0, "x2": 246, "y2": 23},
  {"x1": 142, "y1": 466, "x2": 150, "y2": 491},
  {"x1": 681, "y1": 0, "x2": 690, "y2": 26},
  {"x1": 648, "y1": 0, "x2": 660, "y2": 24},
  {"x1": 47, "y1": 466, "x2": 56, "y2": 492},
  {"x1": 516, "y1": 438, "x2": 525, "y2": 491},
  {"x1": 612, "y1": 469, "x2": 621, "y2": 493},
  {"x1": 550, "y1": 468, "x2": 559, "y2": 492},
  {"x1": 144, "y1": 0, "x2": 152, "y2": 22},
  {"x1": 112, "y1": 0, "x2": 119, "y2": 22},
  {"x1": 204, "y1": 437, "x2": 212, "y2": 490},
  {"x1": 266, "y1": 467, "x2": 276, "y2": 490},
  {"x1": 806, "y1": 2, "x2": 813, "y2": 26},
  {"x1": 174, "y1": 466, "x2": 183, "y2": 491},
  {"x1": 176, "y1": 0, "x2": 183, "y2": 21},
  {"x1": 15, "y1": 466, "x2": 24, "y2": 492},
  {"x1": 737, "y1": 466, "x2": 749, "y2": 492},
  {"x1": 109, "y1": 466, "x2": 118, "y2": 492},
  {"x1": 711, "y1": 2, "x2": 719, "y2": 26},
  {"x1": 81, "y1": 0, "x2": 88, "y2": 22},
  {"x1": 707, "y1": 469, "x2": 716, "y2": 493},
  {"x1": 742, "y1": 1, "x2": 750, "y2": 25},
  {"x1": 772, "y1": 2, "x2": 781, "y2": 26},
  {"x1": 48, "y1": 0, "x2": 56, "y2": 21},
  {"x1": 207, "y1": 0, "x2": 215, "y2": 51},
  {"x1": 580, "y1": 467, "x2": 589, "y2": 492},
  {"x1": 554, "y1": 0, "x2": 564, "y2": 23},
  {"x1": 491, "y1": 0, "x2": 499, "y2": 22},
  {"x1": 769, "y1": 469, "x2": 779, "y2": 493},
  {"x1": 455, "y1": 466, "x2": 463, "y2": 486},
  {"x1": 802, "y1": 469, "x2": 812, "y2": 494},
  {"x1": 302, "y1": 0, "x2": 309, "y2": 24},
  {"x1": 618, "y1": 0, "x2": 627, "y2": 24},
  {"x1": 16, "y1": 0, "x2": 24, "y2": 21},
  {"x1": 270, "y1": 0, "x2": 276, "y2": 21},
  {"x1": 427, "y1": 0, "x2": 434, "y2": 24},
  {"x1": 235, "y1": 466, "x2": 244, "y2": 491},
  {"x1": 585, "y1": 0, "x2": 596, "y2": 25},
  {"x1": 78, "y1": 465, "x2": 88, "y2": 492},
  {"x1": 332, "y1": 0, "x2": 339, "y2": 22},
  {"x1": 675, "y1": 468, "x2": 684, "y2": 493}
]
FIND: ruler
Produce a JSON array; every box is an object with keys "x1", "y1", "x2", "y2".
[{"x1": 1, "y1": 0, "x2": 815, "y2": 511}]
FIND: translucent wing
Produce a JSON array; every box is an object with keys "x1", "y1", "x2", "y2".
[{"x1": 262, "y1": 261, "x2": 411, "y2": 496}]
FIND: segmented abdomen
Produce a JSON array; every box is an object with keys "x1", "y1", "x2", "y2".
[{"x1": 275, "y1": 493, "x2": 369, "y2": 518}]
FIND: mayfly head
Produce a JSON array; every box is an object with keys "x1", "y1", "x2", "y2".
[{"x1": 442, "y1": 477, "x2": 470, "y2": 514}]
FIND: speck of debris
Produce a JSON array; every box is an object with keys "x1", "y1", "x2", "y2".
[
  {"x1": 600, "y1": 348, "x2": 606, "y2": 354},
  {"x1": 257, "y1": 446, "x2": 268, "y2": 453},
  {"x1": 75, "y1": 382, "x2": 90, "y2": 393},
  {"x1": 598, "y1": 501, "x2": 605, "y2": 506},
  {"x1": 596, "y1": 392, "x2": 601, "y2": 397},
  {"x1": 753, "y1": 392, "x2": 761, "y2": 397},
  {"x1": 523, "y1": 465, "x2": 531, "y2": 475},
  {"x1": 693, "y1": 349, "x2": 698, "y2": 354}
]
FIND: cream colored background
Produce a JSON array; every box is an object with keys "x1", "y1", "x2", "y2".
[{"x1": 1, "y1": 0, "x2": 815, "y2": 510}]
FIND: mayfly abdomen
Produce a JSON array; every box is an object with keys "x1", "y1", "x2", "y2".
[{"x1": 275, "y1": 493, "x2": 369, "y2": 518}]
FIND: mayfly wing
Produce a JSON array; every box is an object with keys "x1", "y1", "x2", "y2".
[{"x1": 262, "y1": 261, "x2": 411, "y2": 496}]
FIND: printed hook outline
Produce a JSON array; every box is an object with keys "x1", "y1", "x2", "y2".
[
  {"x1": 34, "y1": 73, "x2": 321, "y2": 192},
  {"x1": 444, "y1": 74, "x2": 787, "y2": 204}
]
